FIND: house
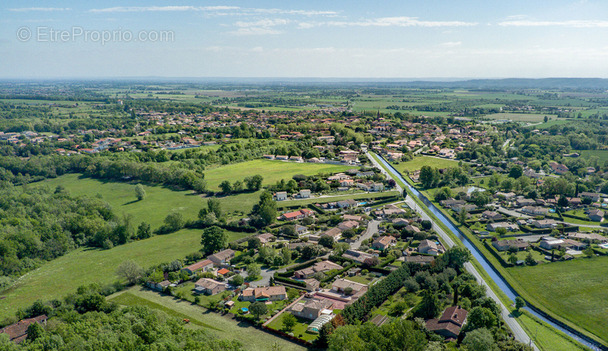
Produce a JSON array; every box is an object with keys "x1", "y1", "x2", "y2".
[
  {"x1": 147, "y1": 280, "x2": 171, "y2": 292},
  {"x1": 181, "y1": 259, "x2": 214, "y2": 275},
  {"x1": 291, "y1": 298, "x2": 334, "y2": 320},
  {"x1": 275, "y1": 155, "x2": 289, "y2": 161},
  {"x1": 338, "y1": 220, "x2": 359, "y2": 231},
  {"x1": 392, "y1": 218, "x2": 410, "y2": 227},
  {"x1": 300, "y1": 189, "x2": 311, "y2": 198},
  {"x1": 400, "y1": 255, "x2": 435, "y2": 265},
  {"x1": 295, "y1": 224, "x2": 308, "y2": 236},
  {"x1": 580, "y1": 192, "x2": 601, "y2": 202},
  {"x1": 257, "y1": 233, "x2": 275, "y2": 245},
  {"x1": 322, "y1": 227, "x2": 343, "y2": 239},
  {"x1": 521, "y1": 206, "x2": 548, "y2": 216},
  {"x1": 550, "y1": 162, "x2": 569, "y2": 175},
  {"x1": 515, "y1": 198, "x2": 537, "y2": 207},
  {"x1": 440, "y1": 199, "x2": 465, "y2": 210},
  {"x1": 418, "y1": 239, "x2": 439, "y2": 256},
  {"x1": 492, "y1": 239, "x2": 529, "y2": 252},
  {"x1": 294, "y1": 260, "x2": 343, "y2": 279},
  {"x1": 207, "y1": 249, "x2": 235, "y2": 266},
  {"x1": 486, "y1": 222, "x2": 519, "y2": 232},
  {"x1": 331, "y1": 278, "x2": 368, "y2": 296},
  {"x1": 303, "y1": 278, "x2": 321, "y2": 291},
  {"x1": 372, "y1": 236, "x2": 397, "y2": 251},
  {"x1": 280, "y1": 208, "x2": 315, "y2": 221},
  {"x1": 342, "y1": 249, "x2": 375, "y2": 263},
  {"x1": 426, "y1": 306, "x2": 468, "y2": 340},
  {"x1": 217, "y1": 268, "x2": 230, "y2": 276},
  {"x1": 343, "y1": 214, "x2": 363, "y2": 222},
  {"x1": 531, "y1": 219, "x2": 558, "y2": 229},
  {"x1": 588, "y1": 209, "x2": 605, "y2": 222},
  {"x1": 337, "y1": 199, "x2": 358, "y2": 208},
  {"x1": 194, "y1": 278, "x2": 225, "y2": 295},
  {"x1": 240, "y1": 286, "x2": 286, "y2": 302},
  {"x1": 0, "y1": 315, "x2": 48, "y2": 344},
  {"x1": 568, "y1": 232, "x2": 608, "y2": 243},
  {"x1": 540, "y1": 237, "x2": 587, "y2": 250},
  {"x1": 496, "y1": 192, "x2": 516, "y2": 200},
  {"x1": 275, "y1": 191, "x2": 287, "y2": 201},
  {"x1": 482, "y1": 210, "x2": 504, "y2": 221}
]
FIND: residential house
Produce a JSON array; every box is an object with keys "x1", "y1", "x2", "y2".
[
  {"x1": 550, "y1": 162, "x2": 569, "y2": 175},
  {"x1": 0, "y1": 315, "x2": 48, "y2": 344},
  {"x1": 207, "y1": 249, "x2": 235, "y2": 266},
  {"x1": 531, "y1": 219, "x2": 558, "y2": 229},
  {"x1": 331, "y1": 279, "x2": 368, "y2": 297},
  {"x1": 568, "y1": 232, "x2": 608, "y2": 243},
  {"x1": 492, "y1": 239, "x2": 529, "y2": 252},
  {"x1": 181, "y1": 259, "x2": 214, "y2": 275},
  {"x1": 580, "y1": 192, "x2": 601, "y2": 202},
  {"x1": 372, "y1": 236, "x2": 397, "y2": 251},
  {"x1": 337, "y1": 199, "x2": 358, "y2": 208},
  {"x1": 295, "y1": 224, "x2": 308, "y2": 236},
  {"x1": 515, "y1": 198, "x2": 537, "y2": 207},
  {"x1": 257, "y1": 233, "x2": 275, "y2": 245},
  {"x1": 487, "y1": 222, "x2": 519, "y2": 232},
  {"x1": 392, "y1": 218, "x2": 410, "y2": 227},
  {"x1": 338, "y1": 220, "x2": 359, "y2": 231},
  {"x1": 418, "y1": 239, "x2": 439, "y2": 256},
  {"x1": 521, "y1": 206, "x2": 548, "y2": 216},
  {"x1": 342, "y1": 249, "x2": 375, "y2": 263},
  {"x1": 440, "y1": 199, "x2": 465, "y2": 210},
  {"x1": 588, "y1": 209, "x2": 605, "y2": 222},
  {"x1": 300, "y1": 189, "x2": 311, "y2": 198},
  {"x1": 481, "y1": 210, "x2": 504, "y2": 221},
  {"x1": 291, "y1": 298, "x2": 334, "y2": 320},
  {"x1": 426, "y1": 306, "x2": 468, "y2": 340},
  {"x1": 400, "y1": 255, "x2": 435, "y2": 265},
  {"x1": 194, "y1": 278, "x2": 225, "y2": 295},
  {"x1": 343, "y1": 214, "x2": 363, "y2": 222},
  {"x1": 274, "y1": 191, "x2": 288, "y2": 201},
  {"x1": 240, "y1": 286, "x2": 286, "y2": 302},
  {"x1": 540, "y1": 237, "x2": 587, "y2": 250},
  {"x1": 294, "y1": 260, "x2": 343, "y2": 279},
  {"x1": 280, "y1": 208, "x2": 315, "y2": 221}
]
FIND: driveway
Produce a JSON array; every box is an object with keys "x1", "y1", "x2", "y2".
[{"x1": 351, "y1": 219, "x2": 381, "y2": 249}]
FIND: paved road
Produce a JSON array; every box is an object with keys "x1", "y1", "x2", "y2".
[
  {"x1": 351, "y1": 219, "x2": 381, "y2": 249},
  {"x1": 368, "y1": 152, "x2": 538, "y2": 350}
]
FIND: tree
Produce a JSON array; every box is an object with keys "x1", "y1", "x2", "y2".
[
  {"x1": 417, "y1": 290, "x2": 440, "y2": 319},
  {"x1": 116, "y1": 260, "x2": 144, "y2": 285},
  {"x1": 135, "y1": 184, "x2": 146, "y2": 201},
  {"x1": 465, "y1": 306, "x2": 497, "y2": 331},
  {"x1": 319, "y1": 235, "x2": 335, "y2": 248},
  {"x1": 229, "y1": 274, "x2": 244, "y2": 287},
  {"x1": 458, "y1": 208, "x2": 468, "y2": 225},
  {"x1": 419, "y1": 166, "x2": 438, "y2": 189},
  {"x1": 462, "y1": 328, "x2": 495, "y2": 351},
  {"x1": 251, "y1": 191, "x2": 277, "y2": 227},
  {"x1": 434, "y1": 187, "x2": 452, "y2": 201},
  {"x1": 509, "y1": 165, "x2": 523, "y2": 179},
  {"x1": 200, "y1": 226, "x2": 227, "y2": 255},
  {"x1": 282, "y1": 313, "x2": 297, "y2": 332},
  {"x1": 163, "y1": 212, "x2": 184, "y2": 232},
  {"x1": 583, "y1": 246, "x2": 595, "y2": 258},
  {"x1": 558, "y1": 195, "x2": 569, "y2": 208},
  {"x1": 137, "y1": 222, "x2": 151, "y2": 239},
  {"x1": 495, "y1": 227, "x2": 507, "y2": 237},
  {"x1": 248, "y1": 237, "x2": 261, "y2": 250},
  {"x1": 525, "y1": 252, "x2": 537, "y2": 266},
  {"x1": 245, "y1": 175, "x2": 264, "y2": 191},
  {"x1": 207, "y1": 198, "x2": 222, "y2": 219},
  {"x1": 508, "y1": 254, "x2": 518, "y2": 266},
  {"x1": 219, "y1": 180, "x2": 232, "y2": 194},
  {"x1": 515, "y1": 296, "x2": 526, "y2": 311},
  {"x1": 26, "y1": 321, "x2": 45, "y2": 342},
  {"x1": 328, "y1": 325, "x2": 365, "y2": 351},
  {"x1": 421, "y1": 220, "x2": 432, "y2": 230},
  {"x1": 246, "y1": 263, "x2": 261, "y2": 280},
  {"x1": 232, "y1": 180, "x2": 243, "y2": 193},
  {"x1": 250, "y1": 301, "x2": 267, "y2": 320}
]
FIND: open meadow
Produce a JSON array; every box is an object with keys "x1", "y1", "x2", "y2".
[
  {"x1": 109, "y1": 287, "x2": 307, "y2": 351},
  {"x1": 507, "y1": 256, "x2": 608, "y2": 343}
]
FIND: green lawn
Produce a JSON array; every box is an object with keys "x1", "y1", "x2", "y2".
[
  {"x1": 266, "y1": 312, "x2": 318, "y2": 342},
  {"x1": 203, "y1": 159, "x2": 352, "y2": 191},
  {"x1": 0, "y1": 228, "x2": 249, "y2": 320},
  {"x1": 580, "y1": 149, "x2": 608, "y2": 163},
  {"x1": 391, "y1": 156, "x2": 460, "y2": 173},
  {"x1": 507, "y1": 256, "x2": 608, "y2": 343},
  {"x1": 484, "y1": 113, "x2": 558, "y2": 123},
  {"x1": 110, "y1": 287, "x2": 306, "y2": 351}
]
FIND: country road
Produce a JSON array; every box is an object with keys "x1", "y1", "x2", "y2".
[{"x1": 351, "y1": 219, "x2": 381, "y2": 249}]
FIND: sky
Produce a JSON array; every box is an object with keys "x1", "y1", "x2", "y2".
[{"x1": 2, "y1": 0, "x2": 608, "y2": 79}]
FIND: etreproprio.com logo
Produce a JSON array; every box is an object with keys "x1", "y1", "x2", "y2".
[{"x1": 17, "y1": 26, "x2": 174, "y2": 45}]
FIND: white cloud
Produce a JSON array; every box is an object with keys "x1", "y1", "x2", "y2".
[
  {"x1": 228, "y1": 27, "x2": 282, "y2": 36},
  {"x1": 499, "y1": 19, "x2": 608, "y2": 28},
  {"x1": 89, "y1": 6, "x2": 239, "y2": 13},
  {"x1": 235, "y1": 19, "x2": 290, "y2": 28},
  {"x1": 302, "y1": 16, "x2": 477, "y2": 28},
  {"x1": 10, "y1": 7, "x2": 71, "y2": 12},
  {"x1": 440, "y1": 41, "x2": 462, "y2": 47}
]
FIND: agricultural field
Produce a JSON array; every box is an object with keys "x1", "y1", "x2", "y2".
[
  {"x1": 203, "y1": 159, "x2": 353, "y2": 191},
  {"x1": 507, "y1": 256, "x2": 608, "y2": 343},
  {"x1": 391, "y1": 156, "x2": 460, "y2": 173},
  {"x1": 483, "y1": 112, "x2": 558, "y2": 123},
  {"x1": 110, "y1": 287, "x2": 307, "y2": 351},
  {"x1": 0, "y1": 228, "x2": 251, "y2": 320},
  {"x1": 580, "y1": 149, "x2": 608, "y2": 163}
]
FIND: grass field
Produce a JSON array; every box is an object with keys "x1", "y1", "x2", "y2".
[
  {"x1": 0, "y1": 228, "x2": 254, "y2": 320},
  {"x1": 484, "y1": 113, "x2": 558, "y2": 123},
  {"x1": 391, "y1": 156, "x2": 460, "y2": 173},
  {"x1": 203, "y1": 159, "x2": 352, "y2": 191},
  {"x1": 507, "y1": 256, "x2": 608, "y2": 343},
  {"x1": 110, "y1": 287, "x2": 306, "y2": 351},
  {"x1": 580, "y1": 149, "x2": 608, "y2": 163}
]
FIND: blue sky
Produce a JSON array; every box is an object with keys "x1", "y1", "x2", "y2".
[{"x1": 2, "y1": 0, "x2": 608, "y2": 78}]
